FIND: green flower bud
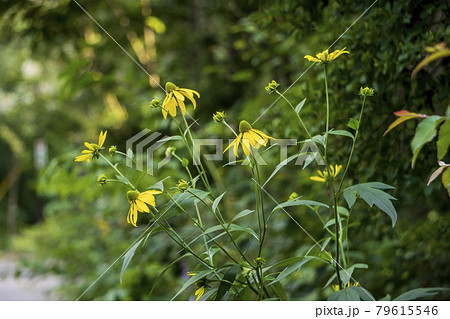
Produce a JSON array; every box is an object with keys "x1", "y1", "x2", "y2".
[
  {"x1": 181, "y1": 157, "x2": 189, "y2": 167},
  {"x1": 109, "y1": 145, "x2": 117, "y2": 156},
  {"x1": 288, "y1": 192, "x2": 299, "y2": 201},
  {"x1": 359, "y1": 86, "x2": 374, "y2": 97},
  {"x1": 265, "y1": 80, "x2": 279, "y2": 94},
  {"x1": 165, "y1": 146, "x2": 176, "y2": 158},
  {"x1": 149, "y1": 97, "x2": 161, "y2": 109},
  {"x1": 176, "y1": 179, "x2": 189, "y2": 192},
  {"x1": 213, "y1": 111, "x2": 226, "y2": 123},
  {"x1": 97, "y1": 174, "x2": 107, "y2": 186},
  {"x1": 254, "y1": 257, "x2": 266, "y2": 266}
]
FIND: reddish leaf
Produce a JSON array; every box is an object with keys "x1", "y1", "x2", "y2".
[{"x1": 384, "y1": 110, "x2": 428, "y2": 136}]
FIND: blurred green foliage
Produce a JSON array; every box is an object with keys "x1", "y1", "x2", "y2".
[{"x1": 0, "y1": 0, "x2": 448, "y2": 300}]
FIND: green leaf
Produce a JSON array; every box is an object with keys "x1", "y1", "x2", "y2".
[
  {"x1": 437, "y1": 119, "x2": 450, "y2": 160},
  {"x1": 230, "y1": 209, "x2": 255, "y2": 224},
  {"x1": 393, "y1": 287, "x2": 449, "y2": 301},
  {"x1": 347, "y1": 118, "x2": 359, "y2": 131},
  {"x1": 269, "y1": 257, "x2": 312, "y2": 285},
  {"x1": 295, "y1": 98, "x2": 307, "y2": 113},
  {"x1": 215, "y1": 264, "x2": 240, "y2": 300},
  {"x1": 328, "y1": 287, "x2": 360, "y2": 301},
  {"x1": 268, "y1": 281, "x2": 287, "y2": 301},
  {"x1": 171, "y1": 269, "x2": 217, "y2": 300},
  {"x1": 120, "y1": 238, "x2": 144, "y2": 284},
  {"x1": 324, "y1": 263, "x2": 368, "y2": 288},
  {"x1": 264, "y1": 154, "x2": 301, "y2": 186},
  {"x1": 411, "y1": 116, "x2": 445, "y2": 168},
  {"x1": 212, "y1": 192, "x2": 226, "y2": 212},
  {"x1": 327, "y1": 129, "x2": 355, "y2": 139},
  {"x1": 162, "y1": 188, "x2": 210, "y2": 220},
  {"x1": 158, "y1": 135, "x2": 184, "y2": 143},
  {"x1": 353, "y1": 286, "x2": 375, "y2": 301},
  {"x1": 147, "y1": 176, "x2": 170, "y2": 192},
  {"x1": 342, "y1": 182, "x2": 397, "y2": 227},
  {"x1": 116, "y1": 175, "x2": 130, "y2": 185},
  {"x1": 268, "y1": 199, "x2": 329, "y2": 222}
]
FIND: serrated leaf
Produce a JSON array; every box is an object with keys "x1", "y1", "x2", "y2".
[
  {"x1": 393, "y1": 287, "x2": 449, "y2": 301},
  {"x1": 437, "y1": 119, "x2": 450, "y2": 160},
  {"x1": 212, "y1": 192, "x2": 226, "y2": 212},
  {"x1": 215, "y1": 264, "x2": 240, "y2": 300},
  {"x1": 411, "y1": 116, "x2": 445, "y2": 168},
  {"x1": 295, "y1": 98, "x2": 307, "y2": 113},
  {"x1": 384, "y1": 109, "x2": 428, "y2": 136},
  {"x1": 120, "y1": 238, "x2": 144, "y2": 284},
  {"x1": 343, "y1": 182, "x2": 397, "y2": 227}
]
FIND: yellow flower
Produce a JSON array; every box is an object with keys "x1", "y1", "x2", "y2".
[
  {"x1": 223, "y1": 120, "x2": 275, "y2": 157},
  {"x1": 126, "y1": 190, "x2": 162, "y2": 227},
  {"x1": 75, "y1": 131, "x2": 107, "y2": 163},
  {"x1": 187, "y1": 272, "x2": 207, "y2": 301},
  {"x1": 304, "y1": 47, "x2": 349, "y2": 64},
  {"x1": 332, "y1": 281, "x2": 359, "y2": 291},
  {"x1": 310, "y1": 164, "x2": 343, "y2": 182},
  {"x1": 161, "y1": 82, "x2": 200, "y2": 119}
]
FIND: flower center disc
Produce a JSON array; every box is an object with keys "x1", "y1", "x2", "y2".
[
  {"x1": 165, "y1": 82, "x2": 177, "y2": 93},
  {"x1": 239, "y1": 120, "x2": 252, "y2": 133},
  {"x1": 127, "y1": 190, "x2": 139, "y2": 202}
]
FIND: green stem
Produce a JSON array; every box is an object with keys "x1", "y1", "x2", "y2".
[
  {"x1": 324, "y1": 64, "x2": 330, "y2": 159},
  {"x1": 276, "y1": 90, "x2": 343, "y2": 289},
  {"x1": 99, "y1": 153, "x2": 136, "y2": 190},
  {"x1": 337, "y1": 96, "x2": 367, "y2": 194}
]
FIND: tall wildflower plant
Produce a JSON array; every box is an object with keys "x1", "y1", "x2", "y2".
[{"x1": 74, "y1": 49, "x2": 446, "y2": 301}]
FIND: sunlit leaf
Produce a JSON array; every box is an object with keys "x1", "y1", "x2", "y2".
[
  {"x1": 383, "y1": 109, "x2": 428, "y2": 136},
  {"x1": 411, "y1": 116, "x2": 445, "y2": 168},
  {"x1": 437, "y1": 119, "x2": 450, "y2": 160}
]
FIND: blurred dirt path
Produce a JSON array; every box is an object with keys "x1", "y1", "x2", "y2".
[{"x1": 0, "y1": 255, "x2": 60, "y2": 300}]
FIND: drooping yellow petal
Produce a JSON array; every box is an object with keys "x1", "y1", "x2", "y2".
[
  {"x1": 81, "y1": 150, "x2": 92, "y2": 154},
  {"x1": 318, "y1": 170, "x2": 324, "y2": 178},
  {"x1": 179, "y1": 89, "x2": 198, "y2": 109},
  {"x1": 194, "y1": 286, "x2": 205, "y2": 301},
  {"x1": 127, "y1": 203, "x2": 138, "y2": 227},
  {"x1": 165, "y1": 98, "x2": 178, "y2": 117},
  {"x1": 138, "y1": 192, "x2": 157, "y2": 207},
  {"x1": 173, "y1": 90, "x2": 185, "y2": 101},
  {"x1": 330, "y1": 165, "x2": 335, "y2": 176},
  {"x1": 241, "y1": 137, "x2": 251, "y2": 156},
  {"x1": 244, "y1": 131, "x2": 260, "y2": 148},
  {"x1": 310, "y1": 176, "x2": 326, "y2": 182},
  {"x1": 135, "y1": 199, "x2": 150, "y2": 213},
  {"x1": 248, "y1": 130, "x2": 268, "y2": 147},
  {"x1": 251, "y1": 129, "x2": 275, "y2": 141},
  {"x1": 176, "y1": 97, "x2": 187, "y2": 115},
  {"x1": 178, "y1": 88, "x2": 200, "y2": 98},
  {"x1": 335, "y1": 165, "x2": 343, "y2": 176}
]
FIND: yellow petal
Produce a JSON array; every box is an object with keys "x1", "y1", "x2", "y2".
[
  {"x1": 75, "y1": 154, "x2": 92, "y2": 162},
  {"x1": 173, "y1": 90, "x2": 185, "y2": 101},
  {"x1": 241, "y1": 138, "x2": 251, "y2": 156},
  {"x1": 180, "y1": 90, "x2": 198, "y2": 109},
  {"x1": 335, "y1": 165, "x2": 343, "y2": 176},
  {"x1": 310, "y1": 176, "x2": 326, "y2": 182},
  {"x1": 251, "y1": 129, "x2": 275, "y2": 141},
  {"x1": 127, "y1": 203, "x2": 138, "y2": 227},
  {"x1": 84, "y1": 142, "x2": 95, "y2": 151},
  {"x1": 304, "y1": 55, "x2": 321, "y2": 63},
  {"x1": 98, "y1": 131, "x2": 107, "y2": 148},
  {"x1": 178, "y1": 88, "x2": 200, "y2": 98},
  {"x1": 177, "y1": 97, "x2": 186, "y2": 115},
  {"x1": 248, "y1": 130, "x2": 267, "y2": 147},
  {"x1": 135, "y1": 199, "x2": 150, "y2": 212}
]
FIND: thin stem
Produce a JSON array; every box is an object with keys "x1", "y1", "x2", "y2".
[
  {"x1": 276, "y1": 90, "x2": 343, "y2": 289},
  {"x1": 99, "y1": 153, "x2": 136, "y2": 190},
  {"x1": 324, "y1": 64, "x2": 330, "y2": 159},
  {"x1": 337, "y1": 96, "x2": 367, "y2": 193}
]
